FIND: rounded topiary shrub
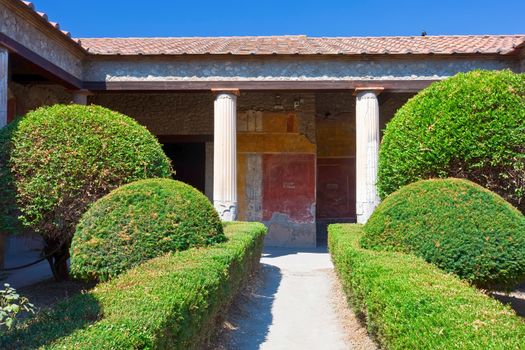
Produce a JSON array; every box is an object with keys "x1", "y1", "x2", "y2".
[
  {"x1": 0, "y1": 104, "x2": 172, "y2": 279},
  {"x1": 378, "y1": 70, "x2": 525, "y2": 212},
  {"x1": 362, "y1": 178, "x2": 525, "y2": 289},
  {"x1": 70, "y1": 178, "x2": 225, "y2": 281}
]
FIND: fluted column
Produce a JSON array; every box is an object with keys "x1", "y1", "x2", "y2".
[
  {"x1": 355, "y1": 87, "x2": 383, "y2": 224},
  {"x1": 213, "y1": 89, "x2": 238, "y2": 221},
  {"x1": 0, "y1": 47, "x2": 8, "y2": 128}
]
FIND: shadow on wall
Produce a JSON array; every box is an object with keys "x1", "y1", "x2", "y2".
[{"x1": 218, "y1": 263, "x2": 282, "y2": 350}]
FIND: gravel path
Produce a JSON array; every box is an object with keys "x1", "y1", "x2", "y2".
[{"x1": 211, "y1": 246, "x2": 376, "y2": 350}]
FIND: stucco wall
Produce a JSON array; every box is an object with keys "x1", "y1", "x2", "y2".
[
  {"x1": 83, "y1": 55, "x2": 520, "y2": 82},
  {"x1": 237, "y1": 92, "x2": 317, "y2": 247},
  {"x1": 0, "y1": 1, "x2": 83, "y2": 79},
  {"x1": 314, "y1": 91, "x2": 413, "y2": 158}
]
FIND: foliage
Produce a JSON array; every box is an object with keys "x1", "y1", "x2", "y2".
[
  {"x1": 70, "y1": 178, "x2": 225, "y2": 281},
  {"x1": 1, "y1": 223, "x2": 266, "y2": 349},
  {"x1": 0, "y1": 284, "x2": 35, "y2": 331},
  {"x1": 362, "y1": 178, "x2": 525, "y2": 289},
  {"x1": 0, "y1": 104, "x2": 172, "y2": 240},
  {"x1": 377, "y1": 70, "x2": 525, "y2": 212},
  {"x1": 329, "y1": 224, "x2": 525, "y2": 350},
  {"x1": 0, "y1": 104, "x2": 172, "y2": 279}
]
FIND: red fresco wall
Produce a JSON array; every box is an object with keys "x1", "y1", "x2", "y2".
[
  {"x1": 316, "y1": 157, "x2": 356, "y2": 219},
  {"x1": 262, "y1": 154, "x2": 316, "y2": 223}
]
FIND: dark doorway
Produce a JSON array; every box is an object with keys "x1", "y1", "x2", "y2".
[
  {"x1": 316, "y1": 157, "x2": 356, "y2": 245},
  {"x1": 162, "y1": 142, "x2": 206, "y2": 193}
]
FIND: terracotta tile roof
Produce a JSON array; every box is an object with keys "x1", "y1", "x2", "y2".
[
  {"x1": 77, "y1": 35, "x2": 525, "y2": 56},
  {"x1": 12, "y1": 1, "x2": 525, "y2": 57}
]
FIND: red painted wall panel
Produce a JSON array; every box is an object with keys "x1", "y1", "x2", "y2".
[
  {"x1": 262, "y1": 154, "x2": 315, "y2": 223},
  {"x1": 316, "y1": 157, "x2": 356, "y2": 219}
]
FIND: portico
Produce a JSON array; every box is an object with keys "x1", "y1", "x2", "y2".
[{"x1": 1, "y1": 0, "x2": 525, "y2": 248}]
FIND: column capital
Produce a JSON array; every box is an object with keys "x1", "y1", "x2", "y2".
[
  {"x1": 354, "y1": 86, "x2": 384, "y2": 96},
  {"x1": 211, "y1": 88, "x2": 240, "y2": 96}
]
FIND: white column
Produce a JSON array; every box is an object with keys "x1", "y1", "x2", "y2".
[
  {"x1": 355, "y1": 87, "x2": 383, "y2": 224},
  {"x1": 72, "y1": 89, "x2": 91, "y2": 105},
  {"x1": 0, "y1": 47, "x2": 8, "y2": 128},
  {"x1": 213, "y1": 89, "x2": 238, "y2": 221}
]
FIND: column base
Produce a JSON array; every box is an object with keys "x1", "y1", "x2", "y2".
[
  {"x1": 356, "y1": 201, "x2": 378, "y2": 224},
  {"x1": 214, "y1": 200, "x2": 237, "y2": 222}
]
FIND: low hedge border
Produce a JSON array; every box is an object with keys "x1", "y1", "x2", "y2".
[
  {"x1": 2, "y1": 222, "x2": 266, "y2": 349},
  {"x1": 328, "y1": 224, "x2": 525, "y2": 350}
]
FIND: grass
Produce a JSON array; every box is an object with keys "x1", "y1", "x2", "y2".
[
  {"x1": 328, "y1": 224, "x2": 525, "y2": 350},
  {"x1": 1, "y1": 222, "x2": 266, "y2": 349}
]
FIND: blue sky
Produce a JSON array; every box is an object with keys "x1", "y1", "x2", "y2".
[{"x1": 34, "y1": 0, "x2": 525, "y2": 38}]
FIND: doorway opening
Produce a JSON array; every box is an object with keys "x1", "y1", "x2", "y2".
[{"x1": 162, "y1": 142, "x2": 206, "y2": 194}]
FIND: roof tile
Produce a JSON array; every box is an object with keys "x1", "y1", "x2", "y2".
[{"x1": 77, "y1": 35, "x2": 525, "y2": 56}]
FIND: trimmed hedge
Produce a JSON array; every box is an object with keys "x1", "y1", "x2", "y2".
[
  {"x1": 361, "y1": 178, "x2": 525, "y2": 289},
  {"x1": 0, "y1": 104, "x2": 172, "y2": 240},
  {"x1": 329, "y1": 224, "x2": 525, "y2": 350},
  {"x1": 377, "y1": 70, "x2": 525, "y2": 212},
  {"x1": 71, "y1": 178, "x2": 225, "y2": 281},
  {"x1": 1, "y1": 222, "x2": 266, "y2": 349}
]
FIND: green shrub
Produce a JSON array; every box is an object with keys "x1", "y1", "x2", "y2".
[
  {"x1": 0, "y1": 104, "x2": 172, "y2": 279},
  {"x1": 329, "y1": 224, "x2": 525, "y2": 350},
  {"x1": 378, "y1": 70, "x2": 525, "y2": 212},
  {"x1": 362, "y1": 178, "x2": 525, "y2": 289},
  {"x1": 1, "y1": 222, "x2": 266, "y2": 349},
  {"x1": 71, "y1": 178, "x2": 225, "y2": 281}
]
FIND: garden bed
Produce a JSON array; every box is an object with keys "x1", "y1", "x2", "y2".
[
  {"x1": 1, "y1": 222, "x2": 266, "y2": 349},
  {"x1": 328, "y1": 224, "x2": 525, "y2": 350}
]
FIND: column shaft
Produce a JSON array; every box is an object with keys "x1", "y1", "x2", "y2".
[
  {"x1": 213, "y1": 91, "x2": 237, "y2": 221},
  {"x1": 0, "y1": 47, "x2": 8, "y2": 128},
  {"x1": 355, "y1": 89, "x2": 381, "y2": 224},
  {"x1": 72, "y1": 89, "x2": 91, "y2": 105}
]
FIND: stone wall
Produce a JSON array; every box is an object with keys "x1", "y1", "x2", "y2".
[
  {"x1": 84, "y1": 55, "x2": 520, "y2": 83},
  {"x1": 0, "y1": 0, "x2": 83, "y2": 79},
  {"x1": 91, "y1": 92, "x2": 214, "y2": 135},
  {"x1": 10, "y1": 82, "x2": 72, "y2": 117}
]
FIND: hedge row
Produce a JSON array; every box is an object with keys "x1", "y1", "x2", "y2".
[
  {"x1": 328, "y1": 224, "x2": 525, "y2": 350},
  {"x1": 2, "y1": 222, "x2": 266, "y2": 349}
]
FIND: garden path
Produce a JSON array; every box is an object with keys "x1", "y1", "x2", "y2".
[{"x1": 213, "y1": 246, "x2": 376, "y2": 350}]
